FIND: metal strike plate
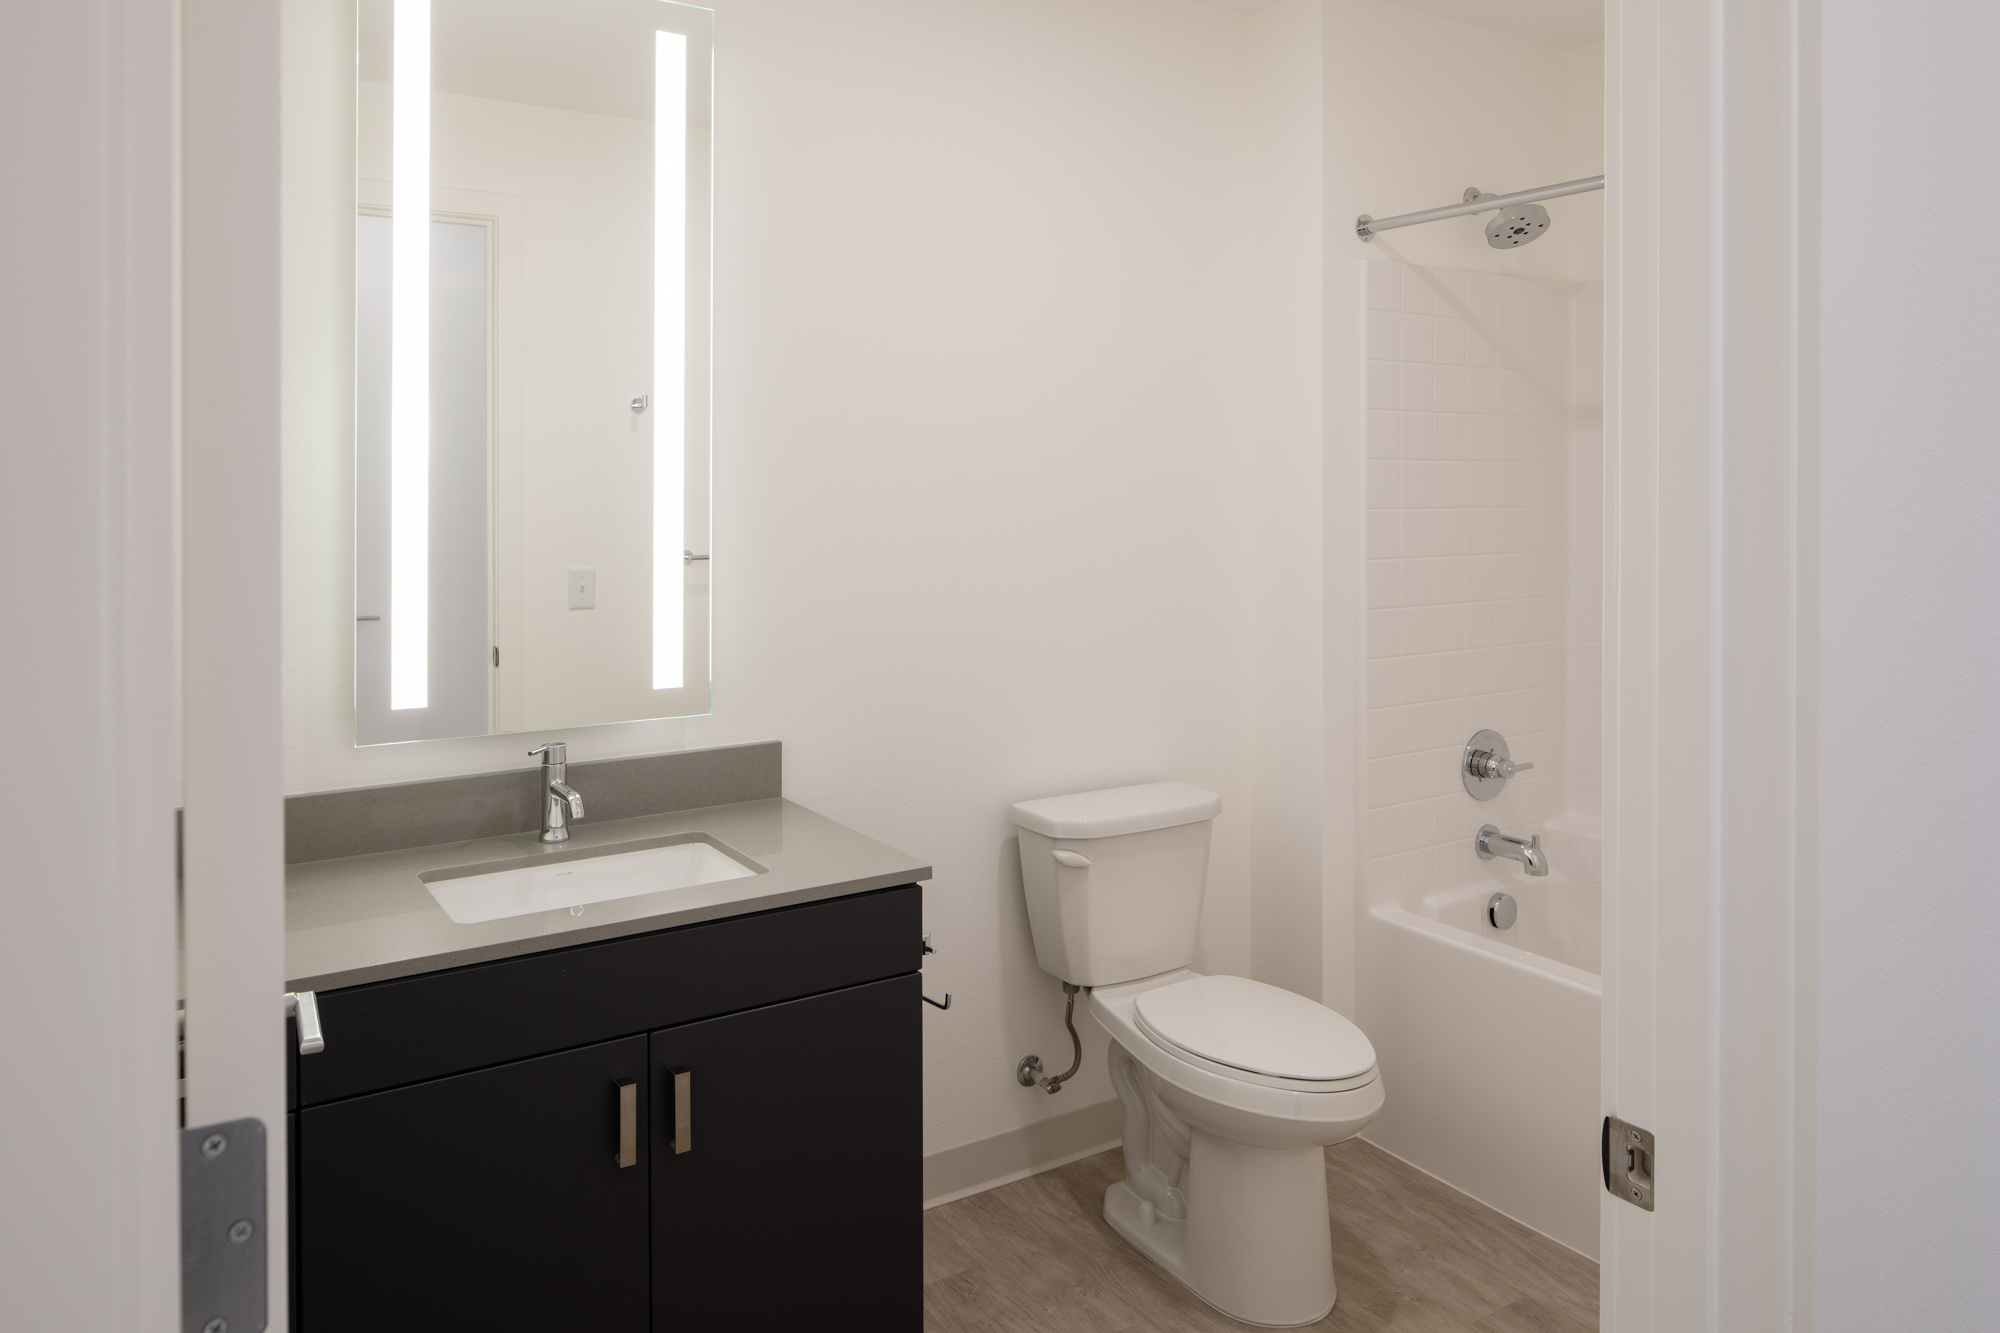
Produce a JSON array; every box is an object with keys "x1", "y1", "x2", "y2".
[
  {"x1": 1603, "y1": 1114, "x2": 1656, "y2": 1212},
  {"x1": 181, "y1": 1117, "x2": 268, "y2": 1333}
]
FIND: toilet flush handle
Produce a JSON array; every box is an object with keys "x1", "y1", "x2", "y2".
[{"x1": 1052, "y1": 849, "x2": 1091, "y2": 868}]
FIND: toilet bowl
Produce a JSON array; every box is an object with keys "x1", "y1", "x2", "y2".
[
  {"x1": 1010, "y1": 782, "x2": 1385, "y2": 1328},
  {"x1": 1091, "y1": 971, "x2": 1382, "y2": 1327}
]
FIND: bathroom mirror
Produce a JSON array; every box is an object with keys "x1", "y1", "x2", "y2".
[{"x1": 353, "y1": 0, "x2": 712, "y2": 745}]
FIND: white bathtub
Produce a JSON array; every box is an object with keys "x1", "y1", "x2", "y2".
[{"x1": 1358, "y1": 873, "x2": 1602, "y2": 1257}]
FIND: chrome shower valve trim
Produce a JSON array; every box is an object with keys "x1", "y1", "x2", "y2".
[{"x1": 1463, "y1": 729, "x2": 1533, "y2": 800}]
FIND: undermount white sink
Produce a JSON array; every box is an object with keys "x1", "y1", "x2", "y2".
[{"x1": 421, "y1": 835, "x2": 765, "y2": 925}]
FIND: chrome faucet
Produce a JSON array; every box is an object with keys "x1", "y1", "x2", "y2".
[
  {"x1": 1476, "y1": 824, "x2": 1549, "y2": 877},
  {"x1": 529, "y1": 742, "x2": 586, "y2": 843}
]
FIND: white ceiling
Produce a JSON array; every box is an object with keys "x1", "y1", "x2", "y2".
[
  {"x1": 1193, "y1": 0, "x2": 1603, "y2": 50},
  {"x1": 1367, "y1": 0, "x2": 1601, "y2": 48}
]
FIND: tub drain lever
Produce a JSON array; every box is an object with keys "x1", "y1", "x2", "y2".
[{"x1": 1017, "y1": 983, "x2": 1083, "y2": 1094}]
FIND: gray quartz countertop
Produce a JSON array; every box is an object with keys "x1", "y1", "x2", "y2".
[{"x1": 286, "y1": 797, "x2": 931, "y2": 991}]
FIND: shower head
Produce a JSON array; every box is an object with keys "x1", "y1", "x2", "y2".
[
  {"x1": 1460, "y1": 187, "x2": 1552, "y2": 248},
  {"x1": 1485, "y1": 201, "x2": 1551, "y2": 248}
]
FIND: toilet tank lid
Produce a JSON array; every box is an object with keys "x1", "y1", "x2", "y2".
[{"x1": 1010, "y1": 782, "x2": 1221, "y2": 839}]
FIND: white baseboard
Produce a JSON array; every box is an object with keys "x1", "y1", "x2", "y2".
[{"x1": 922, "y1": 1098, "x2": 1123, "y2": 1210}]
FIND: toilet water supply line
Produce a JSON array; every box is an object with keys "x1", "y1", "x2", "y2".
[{"x1": 1017, "y1": 983, "x2": 1084, "y2": 1095}]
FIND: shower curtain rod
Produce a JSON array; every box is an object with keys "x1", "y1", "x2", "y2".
[{"x1": 1356, "y1": 175, "x2": 1605, "y2": 241}]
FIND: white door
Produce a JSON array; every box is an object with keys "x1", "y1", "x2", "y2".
[{"x1": 2, "y1": 2, "x2": 183, "y2": 1328}]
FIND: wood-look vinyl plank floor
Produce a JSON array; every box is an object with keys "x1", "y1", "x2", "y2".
[{"x1": 924, "y1": 1139, "x2": 1597, "y2": 1333}]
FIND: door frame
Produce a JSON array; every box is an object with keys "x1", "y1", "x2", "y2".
[
  {"x1": 1602, "y1": 0, "x2": 1814, "y2": 1327},
  {"x1": 182, "y1": 0, "x2": 294, "y2": 1324}
]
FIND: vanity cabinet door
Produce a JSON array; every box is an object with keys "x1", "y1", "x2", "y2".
[
  {"x1": 297, "y1": 1035, "x2": 649, "y2": 1332},
  {"x1": 649, "y1": 973, "x2": 921, "y2": 1330}
]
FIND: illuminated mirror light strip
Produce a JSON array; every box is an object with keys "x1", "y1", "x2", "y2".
[
  {"x1": 390, "y1": 0, "x2": 431, "y2": 709},
  {"x1": 652, "y1": 29, "x2": 688, "y2": 691}
]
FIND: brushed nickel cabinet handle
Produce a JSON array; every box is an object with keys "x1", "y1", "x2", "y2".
[
  {"x1": 616, "y1": 1081, "x2": 637, "y2": 1168},
  {"x1": 670, "y1": 1067, "x2": 692, "y2": 1155}
]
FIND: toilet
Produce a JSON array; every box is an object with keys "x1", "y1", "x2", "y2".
[{"x1": 1012, "y1": 782, "x2": 1383, "y2": 1328}]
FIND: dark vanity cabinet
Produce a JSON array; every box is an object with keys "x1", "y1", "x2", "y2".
[
  {"x1": 648, "y1": 974, "x2": 918, "y2": 1327},
  {"x1": 299, "y1": 1037, "x2": 653, "y2": 1329},
  {"x1": 289, "y1": 885, "x2": 922, "y2": 1332}
]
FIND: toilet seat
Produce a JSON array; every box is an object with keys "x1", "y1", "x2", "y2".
[
  {"x1": 1134, "y1": 974, "x2": 1378, "y2": 1093},
  {"x1": 1092, "y1": 970, "x2": 1384, "y2": 1141}
]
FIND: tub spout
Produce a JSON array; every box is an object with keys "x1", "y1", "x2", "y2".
[{"x1": 1476, "y1": 824, "x2": 1549, "y2": 877}]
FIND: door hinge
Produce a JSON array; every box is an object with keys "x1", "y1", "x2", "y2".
[
  {"x1": 1603, "y1": 1115, "x2": 1655, "y2": 1211},
  {"x1": 492, "y1": 645, "x2": 500, "y2": 668},
  {"x1": 182, "y1": 1117, "x2": 268, "y2": 1333}
]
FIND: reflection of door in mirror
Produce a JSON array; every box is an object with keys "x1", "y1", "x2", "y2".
[
  {"x1": 353, "y1": 0, "x2": 713, "y2": 746},
  {"x1": 356, "y1": 214, "x2": 492, "y2": 745}
]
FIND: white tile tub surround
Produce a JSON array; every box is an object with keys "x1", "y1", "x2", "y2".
[
  {"x1": 1358, "y1": 259, "x2": 1606, "y2": 1259},
  {"x1": 1361, "y1": 259, "x2": 1591, "y2": 907}
]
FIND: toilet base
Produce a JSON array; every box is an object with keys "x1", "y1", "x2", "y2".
[
  {"x1": 1105, "y1": 1178, "x2": 1189, "y2": 1282},
  {"x1": 1104, "y1": 1132, "x2": 1338, "y2": 1328}
]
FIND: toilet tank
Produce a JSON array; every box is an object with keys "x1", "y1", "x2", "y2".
[{"x1": 1010, "y1": 782, "x2": 1222, "y2": 987}]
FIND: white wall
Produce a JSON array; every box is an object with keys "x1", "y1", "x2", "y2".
[
  {"x1": 711, "y1": 0, "x2": 1265, "y2": 1157},
  {"x1": 1246, "y1": 0, "x2": 1329, "y2": 1005},
  {"x1": 1562, "y1": 41, "x2": 1605, "y2": 284},
  {"x1": 1816, "y1": 0, "x2": 2000, "y2": 1324},
  {"x1": 286, "y1": 0, "x2": 1300, "y2": 1161}
]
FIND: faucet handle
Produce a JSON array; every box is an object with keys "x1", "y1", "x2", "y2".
[
  {"x1": 1469, "y1": 750, "x2": 1533, "y2": 780},
  {"x1": 529, "y1": 742, "x2": 566, "y2": 764},
  {"x1": 1463, "y1": 729, "x2": 1532, "y2": 797}
]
